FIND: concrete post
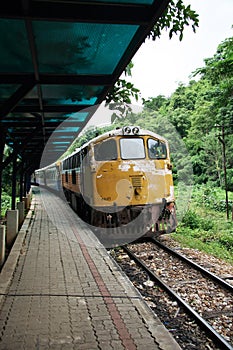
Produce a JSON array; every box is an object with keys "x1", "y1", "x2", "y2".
[
  {"x1": 6, "y1": 210, "x2": 19, "y2": 247},
  {"x1": 22, "y1": 196, "x2": 29, "y2": 210},
  {"x1": 11, "y1": 154, "x2": 17, "y2": 210},
  {"x1": 27, "y1": 192, "x2": 31, "y2": 208},
  {"x1": 0, "y1": 225, "x2": 6, "y2": 267},
  {"x1": 17, "y1": 201, "x2": 25, "y2": 228}
]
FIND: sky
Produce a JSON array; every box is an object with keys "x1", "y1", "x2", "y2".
[
  {"x1": 84, "y1": 0, "x2": 233, "y2": 130},
  {"x1": 127, "y1": 0, "x2": 233, "y2": 100}
]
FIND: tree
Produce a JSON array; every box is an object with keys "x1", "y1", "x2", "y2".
[
  {"x1": 144, "y1": 95, "x2": 167, "y2": 111},
  {"x1": 193, "y1": 36, "x2": 233, "y2": 122},
  {"x1": 141, "y1": 35, "x2": 233, "y2": 188},
  {"x1": 191, "y1": 36, "x2": 233, "y2": 187}
]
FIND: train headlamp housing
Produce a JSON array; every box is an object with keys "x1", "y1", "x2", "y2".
[
  {"x1": 122, "y1": 126, "x2": 140, "y2": 135},
  {"x1": 132, "y1": 127, "x2": 139, "y2": 135},
  {"x1": 123, "y1": 126, "x2": 131, "y2": 134}
]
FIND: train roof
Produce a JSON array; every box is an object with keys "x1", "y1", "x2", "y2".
[
  {"x1": 36, "y1": 126, "x2": 169, "y2": 170},
  {"x1": 61, "y1": 126, "x2": 168, "y2": 162},
  {"x1": 35, "y1": 160, "x2": 61, "y2": 172}
]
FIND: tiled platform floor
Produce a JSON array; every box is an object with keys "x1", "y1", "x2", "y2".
[{"x1": 0, "y1": 187, "x2": 181, "y2": 350}]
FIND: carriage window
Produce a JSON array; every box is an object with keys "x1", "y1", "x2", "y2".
[
  {"x1": 64, "y1": 159, "x2": 68, "y2": 170},
  {"x1": 94, "y1": 139, "x2": 117, "y2": 161},
  {"x1": 65, "y1": 171, "x2": 68, "y2": 183},
  {"x1": 72, "y1": 156, "x2": 76, "y2": 169},
  {"x1": 120, "y1": 138, "x2": 145, "y2": 159},
  {"x1": 76, "y1": 154, "x2": 80, "y2": 168},
  {"x1": 68, "y1": 157, "x2": 72, "y2": 169},
  {"x1": 148, "y1": 139, "x2": 167, "y2": 159},
  {"x1": 72, "y1": 170, "x2": 76, "y2": 184}
]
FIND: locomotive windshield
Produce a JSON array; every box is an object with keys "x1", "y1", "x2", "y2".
[
  {"x1": 148, "y1": 138, "x2": 167, "y2": 159},
  {"x1": 120, "y1": 138, "x2": 145, "y2": 159},
  {"x1": 94, "y1": 139, "x2": 118, "y2": 161}
]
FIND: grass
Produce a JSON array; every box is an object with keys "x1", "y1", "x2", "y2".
[{"x1": 172, "y1": 184, "x2": 233, "y2": 265}]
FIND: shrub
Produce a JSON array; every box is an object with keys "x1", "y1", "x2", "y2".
[
  {"x1": 217, "y1": 232, "x2": 233, "y2": 251},
  {"x1": 182, "y1": 210, "x2": 201, "y2": 229},
  {"x1": 181, "y1": 210, "x2": 214, "y2": 231},
  {"x1": 1, "y1": 193, "x2": 11, "y2": 217}
]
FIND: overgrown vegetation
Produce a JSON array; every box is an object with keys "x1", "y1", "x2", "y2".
[
  {"x1": 173, "y1": 185, "x2": 233, "y2": 264},
  {"x1": 143, "y1": 35, "x2": 233, "y2": 189}
]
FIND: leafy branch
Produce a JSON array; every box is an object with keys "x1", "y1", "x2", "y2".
[
  {"x1": 151, "y1": 0, "x2": 199, "y2": 41},
  {"x1": 106, "y1": 1, "x2": 199, "y2": 106}
]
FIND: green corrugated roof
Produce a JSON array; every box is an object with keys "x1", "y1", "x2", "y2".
[{"x1": 0, "y1": 0, "x2": 169, "y2": 171}]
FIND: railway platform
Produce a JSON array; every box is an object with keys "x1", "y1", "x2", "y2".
[{"x1": 0, "y1": 187, "x2": 181, "y2": 350}]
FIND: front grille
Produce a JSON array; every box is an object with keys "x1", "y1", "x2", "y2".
[{"x1": 130, "y1": 176, "x2": 142, "y2": 187}]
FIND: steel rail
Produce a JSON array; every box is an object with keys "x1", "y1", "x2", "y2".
[
  {"x1": 123, "y1": 245, "x2": 233, "y2": 350},
  {"x1": 151, "y1": 237, "x2": 233, "y2": 294}
]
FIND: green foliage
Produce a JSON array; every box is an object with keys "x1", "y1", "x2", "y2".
[
  {"x1": 1, "y1": 145, "x2": 14, "y2": 196},
  {"x1": 194, "y1": 37, "x2": 233, "y2": 84},
  {"x1": 192, "y1": 184, "x2": 233, "y2": 213},
  {"x1": 181, "y1": 210, "x2": 200, "y2": 229},
  {"x1": 143, "y1": 95, "x2": 167, "y2": 111},
  {"x1": 181, "y1": 210, "x2": 214, "y2": 231},
  {"x1": 1, "y1": 193, "x2": 11, "y2": 217},
  {"x1": 151, "y1": 0, "x2": 199, "y2": 41},
  {"x1": 143, "y1": 35, "x2": 233, "y2": 189},
  {"x1": 105, "y1": 79, "x2": 140, "y2": 106},
  {"x1": 105, "y1": 61, "x2": 141, "y2": 119},
  {"x1": 105, "y1": 1, "x2": 199, "y2": 106},
  {"x1": 174, "y1": 230, "x2": 233, "y2": 264},
  {"x1": 174, "y1": 185, "x2": 233, "y2": 264}
]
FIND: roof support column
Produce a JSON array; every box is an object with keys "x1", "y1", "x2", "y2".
[
  {"x1": 19, "y1": 162, "x2": 25, "y2": 202},
  {"x1": 11, "y1": 150, "x2": 17, "y2": 210},
  {"x1": 0, "y1": 124, "x2": 6, "y2": 219},
  {"x1": 24, "y1": 171, "x2": 31, "y2": 196},
  {"x1": 24, "y1": 172, "x2": 27, "y2": 197}
]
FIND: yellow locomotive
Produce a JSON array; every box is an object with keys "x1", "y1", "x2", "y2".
[{"x1": 36, "y1": 126, "x2": 177, "y2": 236}]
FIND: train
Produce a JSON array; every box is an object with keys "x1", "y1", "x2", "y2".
[{"x1": 35, "y1": 126, "x2": 177, "y2": 239}]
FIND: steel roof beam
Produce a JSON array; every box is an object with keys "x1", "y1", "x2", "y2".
[
  {"x1": 0, "y1": 81, "x2": 36, "y2": 120},
  {"x1": 0, "y1": 73, "x2": 113, "y2": 85},
  {"x1": 4, "y1": 121, "x2": 83, "y2": 128},
  {"x1": 2, "y1": 126, "x2": 41, "y2": 169},
  {"x1": 0, "y1": 2, "x2": 152, "y2": 25},
  {"x1": 13, "y1": 105, "x2": 91, "y2": 113}
]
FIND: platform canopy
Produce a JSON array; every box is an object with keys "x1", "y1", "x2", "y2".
[{"x1": 0, "y1": 0, "x2": 169, "y2": 172}]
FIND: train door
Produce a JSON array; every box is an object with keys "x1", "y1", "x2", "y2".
[
  {"x1": 80, "y1": 147, "x2": 93, "y2": 205},
  {"x1": 56, "y1": 162, "x2": 61, "y2": 192}
]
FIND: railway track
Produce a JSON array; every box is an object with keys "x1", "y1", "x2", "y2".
[
  {"x1": 111, "y1": 238, "x2": 233, "y2": 350},
  {"x1": 150, "y1": 237, "x2": 233, "y2": 293}
]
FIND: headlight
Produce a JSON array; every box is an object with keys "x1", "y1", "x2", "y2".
[
  {"x1": 123, "y1": 126, "x2": 131, "y2": 134},
  {"x1": 132, "y1": 127, "x2": 139, "y2": 135},
  {"x1": 122, "y1": 126, "x2": 140, "y2": 135}
]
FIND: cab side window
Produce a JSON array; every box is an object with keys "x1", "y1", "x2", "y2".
[
  {"x1": 148, "y1": 139, "x2": 167, "y2": 159},
  {"x1": 94, "y1": 139, "x2": 117, "y2": 161}
]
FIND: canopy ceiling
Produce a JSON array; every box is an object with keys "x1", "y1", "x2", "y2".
[{"x1": 0, "y1": 0, "x2": 169, "y2": 172}]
